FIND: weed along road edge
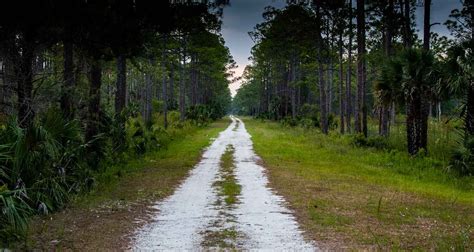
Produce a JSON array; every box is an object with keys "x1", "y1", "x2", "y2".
[{"x1": 132, "y1": 116, "x2": 316, "y2": 250}]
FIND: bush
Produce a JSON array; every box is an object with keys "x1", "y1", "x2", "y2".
[
  {"x1": 350, "y1": 134, "x2": 389, "y2": 150},
  {"x1": 449, "y1": 136, "x2": 474, "y2": 176},
  {"x1": 126, "y1": 116, "x2": 167, "y2": 155},
  {"x1": 299, "y1": 104, "x2": 319, "y2": 119},
  {"x1": 281, "y1": 116, "x2": 298, "y2": 127},
  {"x1": 0, "y1": 110, "x2": 90, "y2": 243},
  {"x1": 186, "y1": 105, "x2": 213, "y2": 126}
]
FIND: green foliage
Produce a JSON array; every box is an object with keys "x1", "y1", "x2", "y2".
[
  {"x1": 449, "y1": 136, "x2": 474, "y2": 176},
  {"x1": 0, "y1": 188, "x2": 33, "y2": 244},
  {"x1": 351, "y1": 134, "x2": 389, "y2": 150},
  {"x1": 186, "y1": 105, "x2": 214, "y2": 126},
  {"x1": 0, "y1": 110, "x2": 89, "y2": 244},
  {"x1": 126, "y1": 116, "x2": 170, "y2": 155}
]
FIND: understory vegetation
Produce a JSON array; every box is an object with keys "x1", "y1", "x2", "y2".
[
  {"x1": 23, "y1": 119, "x2": 229, "y2": 250},
  {"x1": 0, "y1": 109, "x2": 226, "y2": 245},
  {"x1": 244, "y1": 118, "x2": 473, "y2": 250}
]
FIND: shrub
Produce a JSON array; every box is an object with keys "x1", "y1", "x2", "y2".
[
  {"x1": 449, "y1": 136, "x2": 474, "y2": 176},
  {"x1": 281, "y1": 117, "x2": 298, "y2": 127},
  {"x1": 0, "y1": 110, "x2": 90, "y2": 243},
  {"x1": 186, "y1": 105, "x2": 213, "y2": 126},
  {"x1": 350, "y1": 134, "x2": 389, "y2": 150}
]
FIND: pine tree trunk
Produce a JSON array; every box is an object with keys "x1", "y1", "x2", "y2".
[
  {"x1": 179, "y1": 38, "x2": 186, "y2": 121},
  {"x1": 61, "y1": 41, "x2": 75, "y2": 119},
  {"x1": 169, "y1": 62, "x2": 174, "y2": 109},
  {"x1": 423, "y1": 0, "x2": 431, "y2": 51},
  {"x1": 291, "y1": 57, "x2": 296, "y2": 119},
  {"x1": 356, "y1": 0, "x2": 366, "y2": 136},
  {"x1": 162, "y1": 36, "x2": 168, "y2": 129},
  {"x1": 339, "y1": 32, "x2": 345, "y2": 134},
  {"x1": 380, "y1": 0, "x2": 394, "y2": 137},
  {"x1": 328, "y1": 56, "x2": 333, "y2": 115},
  {"x1": 403, "y1": 0, "x2": 413, "y2": 47},
  {"x1": 115, "y1": 54, "x2": 127, "y2": 118},
  {"x1": 346, "y1": 0, "x2": 353, "y2": 132},
  {"x1": 191, "y1": 54, "x2": 197, "y2": 107},
  {"x1": 17, "y1": 41, "x2": 34, "y2": 128},
  {"x1": 319, "y1": 61, "x2": 328, "y2": 134},
  {"x1": 2, "y1": 56, "x2": 14, "y2": 115},
  {"x1": 86, "y1": 60, "x2": 102, "y2": 142},
  {"x1": 144, "y1": 58, "x2": 154, "y2": 125}
]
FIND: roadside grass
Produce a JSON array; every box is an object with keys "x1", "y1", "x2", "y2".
[
  {"x1": 21, "y1": 119, "x2": 230, "y2": 251},
  {"x1": 243, "y1": 118, "x2": 473, "y2": 250}
]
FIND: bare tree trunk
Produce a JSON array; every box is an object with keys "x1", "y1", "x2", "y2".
[
  {"x1": 86, "y1": 59, "x2": 102, "y2": 142},
  {"x1": 380, "y1": 0, "x2": 394, "y2": 137},
  {"x1": 61, "y1": 41, "x2": 75, "y2": 119},
  {"x1": 356, "y1": 0, "x2": 366, "y2": 136},
  {"x1": 419, "y1": 0, "x2": 432, "y2": 150},
  {"x1": 191, "y1": 54, "x2": 197, "y2": 107},
  {"x1": 162, "y1": 35, "x2": 168, "y2": 129},
  {"x1": 339, "y1": 32, "x2": 345, "y2": 134},
  {"x1": 179, "y1": 37, "x2": 187, "y2": 121},
  {"x1": 115, "y1": 54, "x2": 127, "y2": 118},
  {"x1": 403, "y1": 0, "x2": 413, "y2": 47},
  {"x1": 291, "y1": 57, "x2": 296, "y2": 119},
  {"x1": 328, "y1": 56, "x2": 333, "y2": 115},
  {"x1": 144, "y1": 58, "x2": 154, "y2": 125},
  {"x1": 1, "y1": 56, "x2": 14, "y2": 116},
  {"x1": 319, "y1": 61, "x2": 328, "y2": 134},
  {"x1": 17, "y1": 41, "x2": 35, "y2": 128},
  {"x1": 346, "y1": 0, "x2": 353, "y2": 133},
  {"x1": 169, "y1": 62, "x2": 175, "y2": 109}
]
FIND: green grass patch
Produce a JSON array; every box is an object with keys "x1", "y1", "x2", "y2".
[
  {"x1": 215, "y1": 145, "x2": 241, "y2": 206},
  {"x1": 243, "y1": 118, "x2": 473, "y2": 250},
  {"x1": 201, "y1": 227, "x2": 240, "y2": 249}
]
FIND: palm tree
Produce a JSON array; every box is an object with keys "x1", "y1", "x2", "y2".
[
  {"x1": 445, "y1": 41, "x2": 474, "y2": 138},
  {"x1": 401, "y1": 49, "x2": 439, "y2": 155},
  {"x1": 378, "y1": 48, "x2": 437, "y2": 155}
]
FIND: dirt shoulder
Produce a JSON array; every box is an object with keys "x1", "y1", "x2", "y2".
[{"x1": 18, "y1": 120, "x2": 229, "y2": 251}]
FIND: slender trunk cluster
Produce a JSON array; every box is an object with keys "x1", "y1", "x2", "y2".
[
  {"x1": 339, "y1": 32, "x2": 345, "y2": 134},
  {"x1": 356, "y1": 0, "x2": 367, "y2": 137}
]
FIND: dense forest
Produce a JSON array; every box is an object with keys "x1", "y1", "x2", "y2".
[
  {"x1": 0, "y1": 0, "x2": 233, "y2": 244},
  {"x1": 234, "y1": 0, "x2": 473, "y2": 161}
]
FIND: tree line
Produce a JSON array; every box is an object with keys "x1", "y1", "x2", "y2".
[
  {"x1": 233, "y1": 0, "x2": 473, "y2": 173},
  {"x1": 0, "y1": 0, "x2": 233, "y2": 243}
]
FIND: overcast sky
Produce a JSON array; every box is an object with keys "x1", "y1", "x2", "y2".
[{"x1": 221, "y1": 0, "x2": 462, "y2": 96}]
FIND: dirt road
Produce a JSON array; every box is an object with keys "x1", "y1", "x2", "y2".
[{"x1": 133, "y1": 116, "x2": 316, "y2": 250}]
